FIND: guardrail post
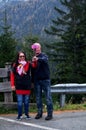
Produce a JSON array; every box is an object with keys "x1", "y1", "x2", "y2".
[{"x1": 60, "y1": 94, "x2": 66, "y2": 107}]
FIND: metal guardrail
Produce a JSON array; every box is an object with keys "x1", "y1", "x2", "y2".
[
  {"x1": 0, "y1": 67, "x2": 86, "y2": 109},
  {"x1": 51, "y1": 83, "x2": 86, "y2": 107}
]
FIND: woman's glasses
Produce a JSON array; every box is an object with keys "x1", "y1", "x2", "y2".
[{"x1": 19, "y1": 55, "x2": 25, "y2": 58}]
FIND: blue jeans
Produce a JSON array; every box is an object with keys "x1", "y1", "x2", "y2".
[
  {"x1": 17, "y1": 94, "x2": 30, "y2": 117},
  {"x1": 34, "y1": 79, "x2": 53, "y2": 116}
]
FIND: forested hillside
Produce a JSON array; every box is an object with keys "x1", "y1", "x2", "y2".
[{"x1": 0, "y1": 0, "x2": 61, "y2": 39}]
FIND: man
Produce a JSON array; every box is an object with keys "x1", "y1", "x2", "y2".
[{"x1": 31, "y1": 43, "x2": 53, "y2": 120}]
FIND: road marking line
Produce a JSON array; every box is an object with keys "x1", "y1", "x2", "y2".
[{"x1": 0, "y1": 116, "x2": 60, "y2": 130}]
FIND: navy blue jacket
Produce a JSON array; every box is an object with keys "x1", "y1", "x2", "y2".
[{"x1": 32, "y1": 53, "x2": 50, "y2": 81}]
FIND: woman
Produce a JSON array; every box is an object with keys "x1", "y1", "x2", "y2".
[{"x1": 10, "y1": 51, "x2": 37, "y2": 120}]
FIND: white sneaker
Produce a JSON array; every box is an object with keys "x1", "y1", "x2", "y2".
[
  {"x1": 16, "y1": 116, "x2": 23, "y2": 121},
  {"x1": 24, "y1": 115, "x2": 31, "y2": 120}
]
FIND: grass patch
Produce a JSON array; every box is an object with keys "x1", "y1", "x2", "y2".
[
  {"x1": 0, "y1": 104, "x2": 37, "y2": 114},
  {"x1": 0, "y1": 102, "x2": 86, "y2": 114},
  {"x1": 59, "y1": 103, "x2": 86, "y2": 111},
  {"x1": 0, "y1": 107, "x2": 17, "y2": 114},
  {"x1": 53, "y1": 102, "x2": 86, "y2": 111}
]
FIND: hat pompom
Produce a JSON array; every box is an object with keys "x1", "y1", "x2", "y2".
[{"x1": 31, "y1": 43, "x2": 41, "y2": 50}]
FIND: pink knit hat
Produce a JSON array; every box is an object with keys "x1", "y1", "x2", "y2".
[{"x1": 31, "y1": 43, "x2": 41, "y2": 50}]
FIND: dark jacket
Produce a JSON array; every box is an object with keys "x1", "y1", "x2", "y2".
[
  {"x1": 32, "y1": 53, "x2": 50, "y2": 81},
  {"x1": 11, "y1": 62, "x2": 31, "y2": 90}
]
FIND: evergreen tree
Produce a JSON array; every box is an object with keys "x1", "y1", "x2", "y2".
[
  {"x1": 45, "y1": 0, "x2": 86, "y2": 83},
  {"x1": 21, "y1": 35, "x2": 39, "y2": 61},
  {"x1": 0, "y1": 8, "x2": 17, "y2": 67}
]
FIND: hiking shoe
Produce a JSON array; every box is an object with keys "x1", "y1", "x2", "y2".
[
  {"x1": 45, "y1": 115, "x2": 53, "y2": 120},
  {"x1": 25, "y1": 115, "x2": 31, "y2": 120},
  {"x1": 35, "y1": 113, "x2": 42, "y2": 119}
]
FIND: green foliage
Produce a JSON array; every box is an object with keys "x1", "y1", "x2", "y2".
[
  {"x1": 0, "y1": 33, "x2": 17, "y2": 67},
  {"x1": 20, "y1": 35, "x2": 39, "y2": 61},
  {"x1": 45, "y1": 0, "x2": 86, "y2": 83},
  {"x1": 0, "y1": 9, "x2": 18, "y2": 67}
]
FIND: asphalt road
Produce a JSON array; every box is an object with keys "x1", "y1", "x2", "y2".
[{"x1": 0, "y1": 111, "x2": 86, "y2": 130}]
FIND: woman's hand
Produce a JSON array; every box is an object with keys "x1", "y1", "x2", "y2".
[
  {"x1": 32, "y1": 56, "x2": 38, "y2": 62},
  {"x1": 11, "y1": 86, "x2": 16, "y2": 91}
]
